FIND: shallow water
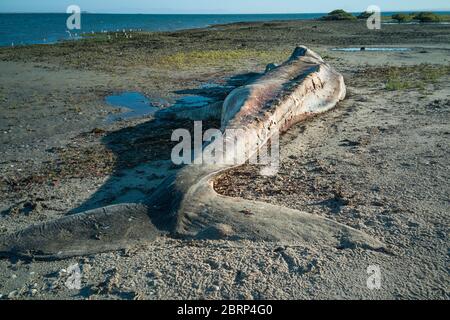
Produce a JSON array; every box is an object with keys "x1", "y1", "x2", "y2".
[
  {"x1": 173, "y1": 96, "x2": 213, "y2": 108},
  {"x1": 105, "y1": 92, "x2": 158, "y2": 122},
  {"x1": 0, "y1": 13, "x2": 326, "y2": 47},
  {"x1": 106, "y1": 91, "x2": 217, "y2": 122},
  {"x1": 331, "y1": 47, "x2": 411, "y2": 52},
  {"x1": 2, "y1": 12, "x2": 450, "y2": 47}
]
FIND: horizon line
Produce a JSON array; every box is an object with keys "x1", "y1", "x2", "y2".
[{"x1": 1, "y1": 9, "x2": 449, "y2": 15}]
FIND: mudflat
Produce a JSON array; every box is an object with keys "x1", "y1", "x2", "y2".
[{"x1": 0, "y1": 20, "x2": 449, "y2": 299}]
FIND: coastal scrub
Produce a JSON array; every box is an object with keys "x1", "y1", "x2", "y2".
[
  {"x1": 156, "y1": 49, "x2": 291, "y2": 70},
  {"x1": 321, "y1": 10, "x2": 357, "y2": 21}
]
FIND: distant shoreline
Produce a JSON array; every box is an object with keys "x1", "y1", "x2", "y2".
[
  {"x1": 1, "y1": 11, "x2": 450, "y2": 47},
  {"x1": 1, "y1": 11, "x2": 450, "y2": 15}
]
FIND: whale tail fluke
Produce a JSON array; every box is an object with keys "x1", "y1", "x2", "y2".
[
  {"x1": 171, "y1": 173, "x2": 386, "y2": 252},
  {"x1": 0, "y1": 203, "x2": 159, "y2": 260}
]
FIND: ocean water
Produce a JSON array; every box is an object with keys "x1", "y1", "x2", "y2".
[
  {"x1": 1, "y1": 12, "x2": 450, "y2": 47},
  {"x1": 0, "y1": 13, "x2": 325, "y2": 47}
]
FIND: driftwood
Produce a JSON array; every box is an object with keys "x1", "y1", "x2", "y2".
[{"x1": 0, "y1": 46, "x2": 383, "y2": 260}]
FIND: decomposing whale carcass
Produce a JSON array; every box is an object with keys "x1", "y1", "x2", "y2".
[{"x1": 0, "y1": 46, "x2": 384, "y2": 260}]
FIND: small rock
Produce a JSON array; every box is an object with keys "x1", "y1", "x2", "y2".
[
  {"x1": 8, "y1": 206, "x2": 20, "y2": 216},
  {"x1": 240, "y1": 209, "x2": 253, "y2": 216},
  {"x1": 91, "y1": 128, "x2": 106, "y2": 135},
  {"x1": 205, "y1": 259, "x2": 220, "y2": 269},
  {"x1": 148, "y1": 270, "x2": 162, "y2": 278},
  {"x1": 209, "y1": 285, "x2": 220, "y2": 292},
  {"x1": 8, "y1": 290, "x2": 18, "y2": 299},
  {"x1": 82, "y1": 264, "x2": 92, "y2": 273}
]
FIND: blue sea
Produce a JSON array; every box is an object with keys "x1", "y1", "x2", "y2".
[
  {"x1": 1, "y1": 12, "x2": 450, "y2": 47},
  {"x1": 0, "y1": 13, "x2": 324, "y2": 47}
]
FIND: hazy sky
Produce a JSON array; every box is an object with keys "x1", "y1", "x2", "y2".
[{"x1": 0, "y1": 0, "x2": 448, "y2": 14}]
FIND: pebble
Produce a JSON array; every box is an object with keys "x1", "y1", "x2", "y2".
[
  {"x1": 82, "y1": 264, "x2": 92, "y2": 273},
  {"x1": 151, "y1": 270, "x2": 162, "y2": 278},
  {"x1": 205, "y1": 259, "x2": 220, "y2": 270}
]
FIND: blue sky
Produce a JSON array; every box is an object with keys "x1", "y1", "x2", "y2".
[{"x1": 0, "y1": 0, "x2": 448, "y2": 14}]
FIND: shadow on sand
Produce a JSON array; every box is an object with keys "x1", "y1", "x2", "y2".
[{"x1": 69, "y1": 72, "x2": 260, "y2": 215}]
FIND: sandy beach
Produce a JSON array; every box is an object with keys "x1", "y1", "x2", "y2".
[{"x1": 0, "y1": 19, "x2": 449, "y2": 299}]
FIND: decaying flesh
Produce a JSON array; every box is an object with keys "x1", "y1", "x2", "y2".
[{"x1": 0, "y1": 46, "x2": 384, "y2": 260}]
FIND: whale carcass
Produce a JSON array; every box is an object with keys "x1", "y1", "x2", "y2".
[{"x1": 0, "y1": 46, "x2": 384, "y2": 259}]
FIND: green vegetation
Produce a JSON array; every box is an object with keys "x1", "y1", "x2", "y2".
[
  {"x1": 157, "y1": 49, "x2": 291, "y2": 70},
  {"x1": 384, "y1": 64, "x2": 450, "y2": 91},
  {"x1": 356, "y1": 64, "x2": 450, "y2": 91},
  {"x1": 390, "y1": 12, "x2": 448, "y2": 23},
  {"x1": 385, "y1": 79, "x2": 417, "y2": 91},
  {"x1": 321, "y1": 9, "x2": 357, "y2": 21},
  {"x1": 391, "y1": 13, "x2": 413, "y2": 23},
  {"x1": 413, "y1": 12, "x2": 441, "y2": 22},
  {"x1": 357, "y1": 11, "x2": 373, "y2": 20}
]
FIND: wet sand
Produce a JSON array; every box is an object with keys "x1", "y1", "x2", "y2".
[{"x1": 0, "y1": 20, "x2": 449, "y2": 300}]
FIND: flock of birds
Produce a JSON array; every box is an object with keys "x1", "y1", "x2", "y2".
[{"x1": 11, "y1": 28, "x2": 143, "y2": 47}]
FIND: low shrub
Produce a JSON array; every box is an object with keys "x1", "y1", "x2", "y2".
[
  {"x1": 321, "y1": 9, "x2": 357, "y2": 21},
  {"x1": 392, "y1": 13, "x2": 413, "y2": 23},
  {"x1": 413, "y1": 12, "x2": 441, "y2": 22}
]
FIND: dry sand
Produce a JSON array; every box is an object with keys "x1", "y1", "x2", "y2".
[{"x1": 0, "y1": 20, "x2": 448, "y2": 300}]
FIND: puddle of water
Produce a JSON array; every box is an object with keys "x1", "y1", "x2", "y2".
[
  {"x1": 331, "y1": 47, "x2": 411, "y2": 52},
  {"x1": 155, "y1": 95, "x2": 216, "y2": 120},
  {"x1": 173, "y1": 95, "x2": 213, "y2": 108},
  {"x1": 105, "y1": 92, "x2": 159, "y2": 122},
  {"x1": 199, "y1": 82, "x2": 235, "y2": 90},
  {"x1": 106, "y1": 91, "x2": 216, "y2": 122}
]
